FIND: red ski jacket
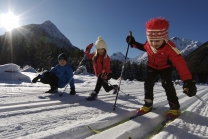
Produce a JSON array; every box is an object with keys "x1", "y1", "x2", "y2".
[
  {"x1": 132, "y1": 40, "x2": 192, "y2": 81},
  {"x1": 85, "y1": 52, "x2": 112, "y2": 77}
]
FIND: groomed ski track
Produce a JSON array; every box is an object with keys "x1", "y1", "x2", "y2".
[
  {"x1": 86, "y1": 90, "x2": 207, "y2": 139},
  {"x1": 0, "y1": 82, "x2": 207, "y2": 139}
]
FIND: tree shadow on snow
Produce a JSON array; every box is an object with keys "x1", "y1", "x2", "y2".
[
  {"x1": 38, "y1": 90, "x2": 140, "y2": 116},
  {"x1": 162, "y1": 110, "x2": 208, "y2": 139}
]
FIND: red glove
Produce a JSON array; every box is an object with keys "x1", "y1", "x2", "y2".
[
  {"x1": 101, "y1": 73, "x2": 108, "y2": 80},
  {"x1": 101, "y1": 70, "x2": 108, "y2": 80},
  {"x1": 85, "y1": 43, "x2": 93, "y2": 54}
]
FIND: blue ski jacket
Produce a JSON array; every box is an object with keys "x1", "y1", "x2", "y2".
[{"x1": 50, "y1": 64, "x2": 74, "y2": 88}]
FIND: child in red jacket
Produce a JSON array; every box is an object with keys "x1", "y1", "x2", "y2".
[
  {"x1": 85, "y1": 36, "x2": 118, "y2": 101},
  {"x1": 126, "y1": 17, "x2": 197, "y2": 119}
]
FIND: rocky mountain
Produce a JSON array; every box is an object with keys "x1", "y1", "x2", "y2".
[
  {"x1": 172, "y1": 37, "x2": 202, "y2": 57},
  {"x1": 1, "y1": 20, "x2": 73, "y2": 49},
  {"x1": 110, "y1": 52, "x2": 129, "y2": 61},
  {"x1": 111, "y1": 37, "x2": 203, "y2": 64},
  {"x1": 0, "y1": 20, "x2": 84, "y2": 69}
]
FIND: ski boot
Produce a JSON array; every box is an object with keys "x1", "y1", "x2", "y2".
[
  {"x1": 137, "y1": 106, "x2": 152, "y2": 116},
  {"x1": 70, "y1": 87, "x2": 76, "y2": 95},
  {"x1": 86, "y1": 91, "x2": 98, "y2": 101},
  {"x1": 45, "y1": 87, "x2": 58, "y2": 93},
  {"x1": 137, "y1": 99, "x2": 153, "y2": 116},
  {"x1": 166, "y1": 109, "x2": 180, "y2": 120}
]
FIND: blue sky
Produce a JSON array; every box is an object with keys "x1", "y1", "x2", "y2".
[{"x1": 0, "y1": 0, "x2": 208, "y2": 58}]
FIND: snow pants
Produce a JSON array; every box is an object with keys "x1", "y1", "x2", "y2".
[
  {"x1": 144, "y1": 66, "x2": 180, "y2": 110},
  {"x1": 94, "y1": 74, "x2": 114, "y2": 94},
  {"x1": 40, "y1": 71, "x2": 58, "y2": 89}
]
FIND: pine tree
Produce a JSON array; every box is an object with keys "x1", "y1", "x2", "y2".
[{"x1": 33, "y1": 40, "x2": 52, "y2": 71}]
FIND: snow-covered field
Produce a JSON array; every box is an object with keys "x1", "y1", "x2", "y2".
[{"x1": 0, "y1": 63, "x2": 207, "y2": 139}]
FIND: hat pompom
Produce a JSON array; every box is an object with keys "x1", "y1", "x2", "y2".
[
  {"x1": 146, "y1": 17, "x2": 169, "y2": 30},
  {"x1": 97, "y1": 36, "x2": 103, "y2": 41}
]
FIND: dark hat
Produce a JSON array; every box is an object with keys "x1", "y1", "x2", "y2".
[{"x1": 58, "y1": 53, "x2": 68, "y2": 61}]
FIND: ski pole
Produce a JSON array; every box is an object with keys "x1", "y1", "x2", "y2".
[
  {"x1": 59, "y1": 54, "x2": 86, "y2": 96},
  {"x1": 113, "y1": 31, "x2": 132, "y2": 111},
  {"x1": 195, "y1": 95, "x2": 208, "y2": 105},
  {"x1": 105, "y1": 81, "x2": 130, "y2": 96},
  {"x1": 184, "y1": 89, "x2": 207, "y2": 105}
]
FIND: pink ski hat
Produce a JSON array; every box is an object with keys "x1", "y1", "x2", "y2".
[{"x1": 146, "y1": 17, "x2": 169, "y2": 41}]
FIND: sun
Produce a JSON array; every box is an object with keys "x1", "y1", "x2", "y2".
[{"x1": 0, "y1": 12, "x2": 20, "y2": 31}]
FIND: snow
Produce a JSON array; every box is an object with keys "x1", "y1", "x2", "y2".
[{"x1": 0, "y1": 63, "x2": 207, "y2": 139}]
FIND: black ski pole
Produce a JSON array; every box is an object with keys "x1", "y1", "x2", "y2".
[
  {"x1": 59, "y1": 54, "x2": 86, "y2": 97},
  {"x1": 112, "y1": 31, "x2": 132, "y2": 111},
  {"x1": 184, "y1": 89, "x2": 207, "y2": 105}
]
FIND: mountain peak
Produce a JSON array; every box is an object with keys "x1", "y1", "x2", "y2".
[
  {"x1": 170, "y1": 37, "x2": 202, "y2": 57},
  {"x1": 171, "y1": 37, "x2": 180, "y2": 40},
  {"x1": 42, "y1": 20, "x2": 52, "y2": 24},
  {"x1": 41, "y1": 20, "x2": 55, "y2": 26},
  {"x1": 110, "y1": 52, "x2": 129, "y2": 61},
  {"x1": 2, "y1": 20, "x2": 73, "y2": 48}
]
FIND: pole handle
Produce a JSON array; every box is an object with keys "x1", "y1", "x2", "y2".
[
  {"x1": 128, "y1": 31, "x2": 132, "y2": 43},
  {"x1": 129, "y1": 31, "x2": 132, "y2": 36}
]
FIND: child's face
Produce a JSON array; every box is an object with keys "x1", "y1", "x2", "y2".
[
  {"x1": 148, "y1": 39, "x2": 164, "y2": 49},
  {"x1": 59, "y1": 59, "x2": 67, "y2": 66},
  {"x1": 97, "y1": 48, "x2": 105, "y2": 55}
]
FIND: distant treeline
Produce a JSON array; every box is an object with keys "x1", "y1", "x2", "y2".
[{"x1": 0, "y1": 35, "x2": 84, "y2": 71}]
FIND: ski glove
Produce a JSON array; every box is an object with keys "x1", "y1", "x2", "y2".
[
  {"x1": 101, "y1": 70, "x2": 111, "y2": 81},
  {"x1": 85, "y1": 43, "x2": 93, "y2": 54},
  {"x1": 126, "y1": 36, "x2": 135, "y2": 47},
  {"x1": 183, "y1": 79, "x2": 197, "y2": 97},
  {"x1": 101, "y1": 72, "x2": 108, "y2": 80}
]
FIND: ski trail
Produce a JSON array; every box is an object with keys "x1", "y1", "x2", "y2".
[
  {"x1": 85, "y1": 88, "x2": 207, "y2": 139},
  {"x1": 0, "y1": 85, "x2": 207, "y2": 139},
  {"x1": 0, "y1": 93, "x2": 139, "y2": 139},
  {"x1": 0, "y1": 87, "x2": 143, "y2": 113}
]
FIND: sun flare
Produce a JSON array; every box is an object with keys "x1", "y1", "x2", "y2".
[{"x1": 0, "y1": 12, "x2": 20, "y2": 31}]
